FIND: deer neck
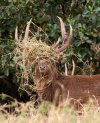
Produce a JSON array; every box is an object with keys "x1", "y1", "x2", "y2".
[
  {"x1": 34, "y1": 67, "x2": 58, "y2": 102},
  {"x1": 35, "y1": 74, "x2": 53, "y2": 102},
  {"x1": 34, "y1": 65, "x2": 58, "y2": 88}
]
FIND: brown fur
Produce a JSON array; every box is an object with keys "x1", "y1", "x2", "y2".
[
  {"x1": 34, "y1": 58, "x2": 100, "y2": 106},
  {"x1": 14, "y1": 17, "x2": 100, "y2": 106}
]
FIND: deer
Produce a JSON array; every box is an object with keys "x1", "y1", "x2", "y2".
[{"x1": 15, "y1": 17, "x2": 100, "y2": 107}]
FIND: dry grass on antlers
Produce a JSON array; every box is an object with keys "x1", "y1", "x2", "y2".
[{"x1": 13, "y1": 33, "x2": 60, "y2": 94}]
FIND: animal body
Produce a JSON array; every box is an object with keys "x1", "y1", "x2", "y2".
[
  {"x1": 15, "y1": 17, "x2": 100, "y2": 106},
  {"x1": 34, "y1": 57, "x2": 100, "y2": 106}
]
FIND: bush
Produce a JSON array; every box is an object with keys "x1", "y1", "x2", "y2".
[{"x1": 0, "y1": 0, "x2": 100, "y2": 79}]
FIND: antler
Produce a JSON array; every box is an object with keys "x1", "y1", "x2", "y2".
[
  {"x1": 64, "y1": 60, "x2": 75, "y2": 76},
  {"x1": 15, "y1": 19, "x2": 32, "y2": 42},
  {"x1": 23, "y1": 19, "x2": 32, "y2": 42},
  {"x1": 15, "y1": 26, "x2": 19, "y2": 42},
  {"x1": 55, "y1": 16, "x2": 73, "y2": 53},
  {"x1": 71, "y1": 60, "x2": 75, "y2": 75}
]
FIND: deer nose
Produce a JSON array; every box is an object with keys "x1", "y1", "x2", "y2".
[{"x1": 39, "y1": 65, "x2": 46, "y2": 71}]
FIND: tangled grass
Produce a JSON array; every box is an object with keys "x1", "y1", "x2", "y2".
[
  {"x1": 13, "y1": 32, "x2": 60, "y2": 95},
  {"x1": 0, "y1": 99, "x2": 100, "y2": 123}
]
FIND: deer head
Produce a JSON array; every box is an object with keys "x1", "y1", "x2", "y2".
[
  {"x1": 34, "y1": 56, "x2": 58, "y2": 86},
  {"x1": 34, "y1": 17, "x2": 73, "y2": 76},
  {"x1": 15, "y1": 16, "x2": 73, "y2": 82}
]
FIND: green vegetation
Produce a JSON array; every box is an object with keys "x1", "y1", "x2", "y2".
[
  {"x1": 0, "y1": 1, "x2": 100, "y2": 122},
  {"x1": 0, "y1": 0, "x2": 100, "y2": 78},
  {"x1": 0, "y1": 99, "x2": 100, "y2": 123}
]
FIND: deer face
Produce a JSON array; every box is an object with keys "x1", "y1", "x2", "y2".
[
  {"x1": 34, "y1": 57, "x2": 53, "y2": 75},
  {"x1": 34, "y1": 56, "x2": 59, "y2": 86},
  {"x1": 38, "y1": 59, "x2": 47, "y2": 73}
]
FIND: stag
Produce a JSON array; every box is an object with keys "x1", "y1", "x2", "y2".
[{"x1": 15, "y1": 17, "x2": 100, "y2": 106}]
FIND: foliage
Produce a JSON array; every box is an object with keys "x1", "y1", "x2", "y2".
[
  {"x1": 0, "y1": 0, "x2": 100, "y2": 79},
  {"x1": 37, "y1": 101, "x2": 51, "y2": 114},
  {"x1": 0, "y1": 100, "x2": 100, "y2": 123}
]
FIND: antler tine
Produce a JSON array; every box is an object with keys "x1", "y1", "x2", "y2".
[
  {"x1": 56, "y1": 19, "x2": 73, "y2": 53},
  {"x1": 15, "y1": 26, "x2": 19, "y2": 42},
  {"x1": 71, "y1": 60, "x2": 75, "y2": 75},
  {"x1": 67, "y1": 24, "x2": 73, "y2": 45},
  {"x1": 54, "y1": 38, "x2": 60, "y2": 48},
  {"x1": 65, "y1": 63, "x2": 68, "y2": 76},
  {"x1": 23, "y1": 18, "x2": 32, "y2": 41},
  {"x1": 57, "y1": 16, "x2": 67, "y2": 44}
]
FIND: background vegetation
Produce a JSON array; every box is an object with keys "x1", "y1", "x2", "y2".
[
  {"x1": 0, "y1": 1, "x2": 100, "y2": 122},
  {"x1": 0, "y1": 0, "x2": 100, "y2": 83}
]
